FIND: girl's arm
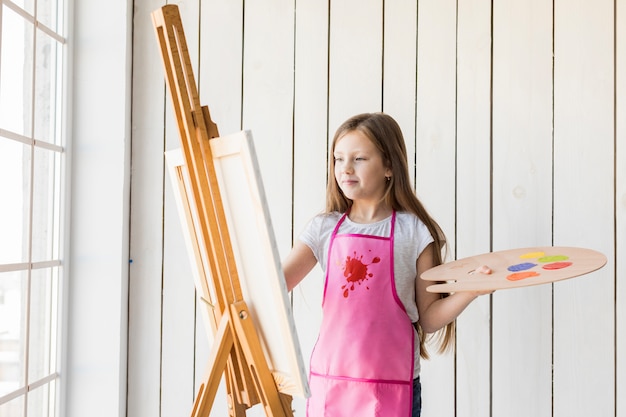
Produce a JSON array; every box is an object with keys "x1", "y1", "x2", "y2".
[
  {"x1": 416, "y1": 243, "x2": 491, "y2": 334},
  {"x1": 282, "y1": 240, "x2": 318, "y2": 291}
]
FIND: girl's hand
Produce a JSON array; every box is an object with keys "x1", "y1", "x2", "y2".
[{"x1": 417, "y1": 246, "x2": 495, "y2": 333}]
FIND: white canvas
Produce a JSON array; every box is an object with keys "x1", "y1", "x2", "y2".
[{"x1": 165, "y1": 130, "x2": 310, "y2": 399}]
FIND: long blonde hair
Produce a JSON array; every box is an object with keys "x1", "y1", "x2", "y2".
[{"x1": 326, "y1": 112, "x2": 454, "y2": 358}]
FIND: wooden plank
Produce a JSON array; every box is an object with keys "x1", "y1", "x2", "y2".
[
  {"x1": 242, "y1": 0, "x2": 295, "y2": 261},
  {"x1": 328, "y1": 0, "x2": 382, "y2": 131},
  {"x1": 454, "y1": 1, "x2": 493, "y2": 414},
  {"x1": 198, "y1": 0, "x2": 244, "y2": 136},
  {"x1": 127, "y1": 0, "x2": 168, "y2": 415},
  {"x1": 383, "y1": 0, "x2": 417, "y2": 185},
  {"x1": 196, "y1": 1, "x2": 245, "y2": 408},
  {"x1": 415, "y1": 0, "x2": 457, "y2": 251},
  {"x1": 490, "y1": 2, "x2": 554, "y2": 415},
  {"x1": 65, "y1": 0, "x2": 131, "y2": 410},
  {"x1": 291, "y1": 0, "x2": 329, "y2": 414},
  {"x1": 553, "y1": 0, "x2": 615, "y2": 415},
  {"x1": 617, "y1": 1, "x2": 626, "y2": 415},
  {"x1": 415, "y1": 1, "x2": 456, "y2": 415}
]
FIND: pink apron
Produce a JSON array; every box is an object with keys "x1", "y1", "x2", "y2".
[{"x1": 307, "y1": 211, "x2": 414, "y2": 417}]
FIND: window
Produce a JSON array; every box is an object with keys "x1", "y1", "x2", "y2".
[{"x1": 0, "y1": 0, "x2": 67, "y2": 415}]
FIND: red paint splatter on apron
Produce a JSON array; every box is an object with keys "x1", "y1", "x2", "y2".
[{"x1": 341, "y1": 251, "x2": 380, "y2": 298}]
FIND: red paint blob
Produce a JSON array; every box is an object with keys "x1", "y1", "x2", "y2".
[
  {"x1": 341, "y1": 252, "x2": 378, "y2": 298},
  {"x1": 344, "y1": 256, "x2": 368, "y2": 283},
  {"x1": 542, "y1": 261, "x2": 572, "y2": 270},
  {"x1": 506, "y1": 271, "x2": 540, "y2": 281}
]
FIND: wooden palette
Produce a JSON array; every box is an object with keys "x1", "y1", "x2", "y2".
[{"x1": 421, "y1": 246, "x2": 607, "y2": 293}]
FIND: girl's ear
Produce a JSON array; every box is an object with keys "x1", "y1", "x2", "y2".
[{"x1": 385, "y1": 167, "x2": 393, "y2": 178}]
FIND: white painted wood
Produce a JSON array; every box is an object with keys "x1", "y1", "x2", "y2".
[
  {"x1": 617, "y1": 2, "x2": 626, "y2": 415},
  {"x1": 196, "y1": 0, "x2": 244, "y2": 410},
  {"x1": 415, "y1": 0, "x2": 457, "y2": 253},
  {"x1": 553, "y1": 1, "x2": 615, "y2": 416},
  {"x1": 415, "y1": 1, "x2": 457, "y2": 416},
  {"x1": 65, "y1": 1, "x2": 132, "y2": 416},
  {"x1": 162, "y1": 183, "x2": 197, "y2": 414},
  {"x1": 198, "y1": 0, "x2": 244, "y2": 136},
  {"x1": 328, "y1": 0, "x2": 383, "y2": 131},
  {"x1": 127, "y1": 0, "x2": 167, "y2": 415},
  {"x1": 490, "y1": 2, "x2": 554, "y2": 415},
  {"x1": 241, "y1": 0, "x2": 295, "y2": 262},
  {"x1": 454, "y1": 1, "x2": 492, "y2": 415},
  {"x1": 383, "y1": 0, "x2": 417, "y2": 185},
  {"x1": 124, "y1": 2, "x2": 626, "y2": 417},
  {"x1": 160, "y1": 2, "x2": 201, "y2": 415},
  {"x1": 291, "y1": 0, "x2": 329, "y2": 414},
  {"x1": 240, "y1": 4, "x2": 296, "y2": 415}
]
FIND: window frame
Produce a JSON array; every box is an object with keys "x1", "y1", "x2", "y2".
[{"x1": 0, "y1": 0, "x2": 69, "y2": 415}]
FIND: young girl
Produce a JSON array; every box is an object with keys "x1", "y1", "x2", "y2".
[{"x1": 282, "y1": 113, "x2": 490, "y2": 417}]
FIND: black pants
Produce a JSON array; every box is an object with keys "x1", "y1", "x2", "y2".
[{"x1": 412, "y1": 377, "x2": 421, "y2": 417}]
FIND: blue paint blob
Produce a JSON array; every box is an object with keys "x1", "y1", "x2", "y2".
[{"x1": 507, "y1": 262, "x2": 537, "y2": 272}]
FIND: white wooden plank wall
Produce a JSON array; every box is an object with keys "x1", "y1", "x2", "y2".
[
  {"x1": 196, "y1": 0, "x2": 245, "y2": 405},
  {"x1": 553, "y1": 1, "x2": 615, "y2": 416},
  {"x1": 455, "y1": 0, "x2": 492, "y2": 415},
  {"x1": 414, "y1": 1, "x2": 457, "y2": 415},
  {"x1": 617, "y1": 2, "x2": 626, "y2": 416},
  {"x1": 291, "y1": 0, "x2": 328, "y2": 414},
  {"x1": 127, "y1": 0, "x2": 168, "y2": 416},
  {"x1": 129, "y1": 1, "x2": 624, "y2": 416},
  {"x1": 491, "y1": 2, "x2": 553, "y2": 417}
]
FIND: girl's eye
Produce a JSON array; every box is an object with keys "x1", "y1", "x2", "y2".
[
  {"x1": 355, "y1": 157, "x2": 366, "y2": 161},
  {"x1": 334, "y1": 157, "x2": 343, "y2": 162}
]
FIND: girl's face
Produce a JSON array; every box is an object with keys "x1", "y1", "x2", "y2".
[{"x1": 333, "y1": 130, "x2": 391, "y2": 204}]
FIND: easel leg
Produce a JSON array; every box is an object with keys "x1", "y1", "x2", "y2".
[
  {"x1": 191, "y1": 314, "x2": 234, "y2": 417},
  {"x1": 228, "y1": 339, "x2": 261, "y2": 407},
  {"x1": 226, "y1": 368, "x2": 247, "y2": 417},
  {"x1": 230, "y1": 303, "x2": 294, "y2": 417}
]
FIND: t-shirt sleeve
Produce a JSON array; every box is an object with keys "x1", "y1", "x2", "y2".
[
  {"x1": 297, "y1": 215, "x2": 324, "y2": 264},
  {"x1": 415, "y1": 217, "x2": 435, "y2": 258},
  {"x1": 297, "y1": 213, "x2": 337, "y2": 272}
]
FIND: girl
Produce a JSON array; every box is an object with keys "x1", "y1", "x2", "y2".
[{"x1": 283, "y1": 113, "x2": 490, "y2": 417}]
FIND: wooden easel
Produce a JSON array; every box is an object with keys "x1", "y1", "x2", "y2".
[{"x1": 152, "y1": 5, "x2": 294, "y2": 417}]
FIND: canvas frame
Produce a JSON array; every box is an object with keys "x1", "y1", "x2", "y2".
[{"x1": 165, "y1": 130, "x2": 309, "y2": 399}]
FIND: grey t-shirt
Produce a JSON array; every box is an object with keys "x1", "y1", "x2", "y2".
[{"x1": 298, "y1": 211, "x2": 434, "y2": 376}]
